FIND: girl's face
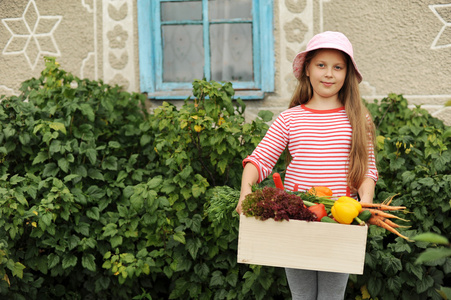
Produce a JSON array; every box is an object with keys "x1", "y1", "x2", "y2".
[{"x1": 306, "y1": 49, "x2": 347, "y2": 103}]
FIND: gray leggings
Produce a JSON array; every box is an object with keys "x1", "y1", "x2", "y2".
[{"x1": 285, "y1": 268, "x2": 349, "y2": 300}]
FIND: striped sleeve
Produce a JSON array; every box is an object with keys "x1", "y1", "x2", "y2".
[
  {"x1": 243, "y1": 113, "x2": 289, "y2": 183},
  {"x1": 365, "y1": 121, "x2": 378, "y2": 182}
]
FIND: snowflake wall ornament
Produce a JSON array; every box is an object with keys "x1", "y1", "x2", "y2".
[{"x1": 1, "y1": 0, "x2": 62, "y2": 70}]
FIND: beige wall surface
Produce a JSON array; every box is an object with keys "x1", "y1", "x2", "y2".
[
  {"x1": 0, "y1": 0, "x2": 138, "y2": 95},
  {"x1": 0, "y1": 0, "x2": 450, "y2": 124}
]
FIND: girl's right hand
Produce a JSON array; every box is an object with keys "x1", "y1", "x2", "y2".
[
  {"x1": 235, "y1": 203, "x2": 243, "y2": 215},
  {"x1": 235, "y1": 195, "x2": 247, "y2": 215},
  {"x1": 236, "y1": 163, "x2": 259, "y2": 215}
]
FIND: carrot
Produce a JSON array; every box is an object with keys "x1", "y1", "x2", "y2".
[
  {"x1": 382, "y1": 193, "x2": 400, "y2": 206},
  {"x1": 360, "y1": 203, "x2": 406, "y2": 211},
  {"x1": 362, "y1": 209, "x2": 409, "y2": 222},
  {"x1": 379, "y1": 217, "x2": 411, "y2": 229},
  {"x1": 368, "y1": 216, "x2": 412, "y2": 241}
]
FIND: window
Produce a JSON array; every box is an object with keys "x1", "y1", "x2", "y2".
[{"x1": 137, "y1": 0, "x2": 274, "y2": 99}]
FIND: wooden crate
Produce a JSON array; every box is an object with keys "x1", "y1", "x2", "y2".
[{"x1": 237, "y1": 215, "x2": 368, "y2": 274}]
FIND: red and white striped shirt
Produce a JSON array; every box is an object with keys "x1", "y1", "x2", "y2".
[{"x1": 243, "y1": 104, "x2": 378, "y2": 198}]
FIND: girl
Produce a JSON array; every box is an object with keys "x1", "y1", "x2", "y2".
[{"x1": 235, "y1": 31, "x2": 378, "y2": 300}]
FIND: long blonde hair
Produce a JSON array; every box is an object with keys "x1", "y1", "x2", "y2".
[{"x1": 289, "y1": 49, "x2": 376, "y2": 191}]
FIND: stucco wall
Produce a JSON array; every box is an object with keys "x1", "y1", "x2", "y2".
[
  {"x1": 0, "y1": 0, "x2": 139, "y2": 95},
  {"x1": 0, "y1": 0, "x2": 450, "y2": 125}
]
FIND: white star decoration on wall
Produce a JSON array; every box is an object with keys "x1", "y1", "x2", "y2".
[
  {"x1": 429, "y1": 4, "x2": 451, "y2": 49},
  {"x1": 2, "y1": 0, "x2": 62, "y2": 69}
]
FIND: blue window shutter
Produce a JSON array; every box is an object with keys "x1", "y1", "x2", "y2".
[
  {"x1": 260, "y1": 0, "x2": 275, "y2": 92},
  {"x1": 137, "y1": 0, "x2": 155, "y2": 93}
]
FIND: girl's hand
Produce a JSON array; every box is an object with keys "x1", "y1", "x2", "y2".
[
  {"x1": 236, "y1": 163, "x2": 259, "y2": 215},
  {"x1": 235, "y1": 194, "x2": 249, "y2": 215},
  {"x1": 235, "y1": 200, "x2": 243, "y2": 215}
]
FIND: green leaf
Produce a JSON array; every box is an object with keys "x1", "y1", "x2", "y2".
[
  {"x1": 62, "y1": 254, "x2": 78, "y2": 269},
  {"x1": 11, "y1": 262, "x2": 26, "y2": 278},
  {"x1": 88, "y1": 169, "x2": 104, "y2": 181},
  {"x1": 81, "y1": 237, "x2": 96, "y2": 249},
  {"x1": 225, "y1": 271, "x2": 238, "y2": 287},
  {"x1": 14, "y1": 191, "x2": 28, "y2": 206},
  {"x1": 63, "y1": 174, "x2": 80, "y2": 182},
  {"x1": 86, "y1": 207, "x2": 100, "y2": 220},
  {"x1": 19, "y1": 132, "x2": 31, "y2": 145},
  {"x1": 389, "y1": 157, "x2": 405, "y2": 171},
  {"x1": 386, "y1": 276, "x2": 402, "y2": 291},
  {"x1": 43, "y1": 163, "x2": 59, "y2": 177},
  {"x1": 108, "y1": 141, "x2": 121, "y2": 148},
  {"x1": 110, "y1": 235, "x2": 123, "y2": 248},
  {"x1": 41, "y1": 213, "x2": 52, "y2": 226},
  {"x1": 49, "y1": 140, "x2": 62, "y2": 154},
  {"x1": 49, "y1": 122, "x2": 67, "y2": 134},
  {"x1": 418, "y1": 177, "x2": 434, "y2": 187},
  {"x1": 172, "y1": 231, "x2": 186, "y2": 244},
  {"x1": 367, "y1": 276, "x2": 382, "y2": 296},
  {"x1": 258, "y1": 274, "x2": 273, "y2": 290},
  {"x1": 179, "y1": 166, "x2": 193, "y2": 180},
  {"x1": 86, "y1": 185, "x2": 105, "y2": 199},
  {"x1": 86, "y1": 148, "x2": 97, "y2": 165},
  {"x1": 193, "y1": 263, "x2": 209, "y2": 279},
  {"x1": 47, "y1": 253, "x2": 60, "y2": 269},
  {"x1": 68, "y1": 235, "x2": 80, "y2": 250},
  {"x1": 102, "y1": 156, "x2": 117, "y2": 170},
  {"x1": 103, "y1": 223, "x2": 118, "y2": 237},
  {"x1": 443, "y1": 127, "x2": 451, "y2": 139},
  {"x1": 10, "y1": 174, "x2": 25, "y2": 185},
  {"x1": 415, "y1": 248, "x2": 451, "y2": 264},
  {"x1": 406, "y1": 262, "x2": 424, "y2": 279},
  {"x1": 186, "y1": 238, "x2": 202, "y2": 259},
  {"x1": 75, "y1": 222, "x2": 90, "y2": 236},
  {"x1": 140, "y1": 134, "x2": 151, "y2": 146},
  {"x1": 192, "y1": 184, "x2": 203, "y2": 198},
  {"x1": 32, "y1": 152, "x2": 48, "y2": 165},
  {"x1": 257, "y1": 110, "x2": 273, "y2": 122},
  {"x1": 130, "y1": 194, "x2": 144, "y2": 211},
  {"x1": 393, "y1": 241, "x2": 411, "y2": 253},
  {"x1": 82, "y1": 254, "x2": 96, "y2": 272},
  {"x1": 413, "y1": 233, "x2": 449, "y2": 245},
  {"x1": 117, "y1": 170, "x2": 128, "y2": 182},
  {"x1": 438, "y1": 287, "x2": 451, "y2": 300},
  {"x1": 217, "y1": 159, "x2": 227, "y2": 174},
  {"x1": 209, "y1": 271, "x2": 224, "y2": 287},
  {"x1": 95, "y1": 276, "x2": 111, "y2": 292},
  {"x1": 57, "y1": 157, "x2": 69, "y2": 173},
  {"x1": 4, "y1": 124, "x2": 16, "y2": 138},
  {"x1": 148, "y1": 176, "x2": 163, "y2": 189},
  {"x1": 416, "y1": 274, "x2": 434, "y2": 293},
  {"x1": 80, "y1": 103, "x2": 95, "y2": 122}
]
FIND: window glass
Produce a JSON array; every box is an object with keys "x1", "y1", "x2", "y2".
[
  {"x1": 210, "y1": 23, "x2": 253, "y2": 82},
  {"x1": 209, "y1": 0, "x2": 252, "y2": 20},
  {"x1": 162, "y1": 25, "x2": 204, "y2": 82},
  {"x1": 161, "y1": 1, "x2": 202, "y2": 21},
  {"x1": 138, "y1": 0, "x2": 274, "y2": 98}
]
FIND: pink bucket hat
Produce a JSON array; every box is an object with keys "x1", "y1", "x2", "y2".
[{"x1": 292, "y1": 31, "x2": 362, "y2": 82}]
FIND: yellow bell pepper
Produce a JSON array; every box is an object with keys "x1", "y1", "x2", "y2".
[
  {"x1": 337, "y1": 196, "x2": 362, "y2": 211},
  {"x1": 331, "y1": 196, "x2": 363, "y2": 225}
]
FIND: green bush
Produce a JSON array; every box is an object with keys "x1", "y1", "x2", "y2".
[
  {"x1": 345, "y1": 94, "x2": 451, "y2": 300},
  {"x1": 0, "y1": 57, "x2": 288, "y2": 299},
  {"x1": 1, "y1": 58, "x2": 450, "y2": 300}
]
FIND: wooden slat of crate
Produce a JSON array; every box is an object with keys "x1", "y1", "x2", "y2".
[{"x1": 237, "y1": 215, "x2": 368, "y2": 274}]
